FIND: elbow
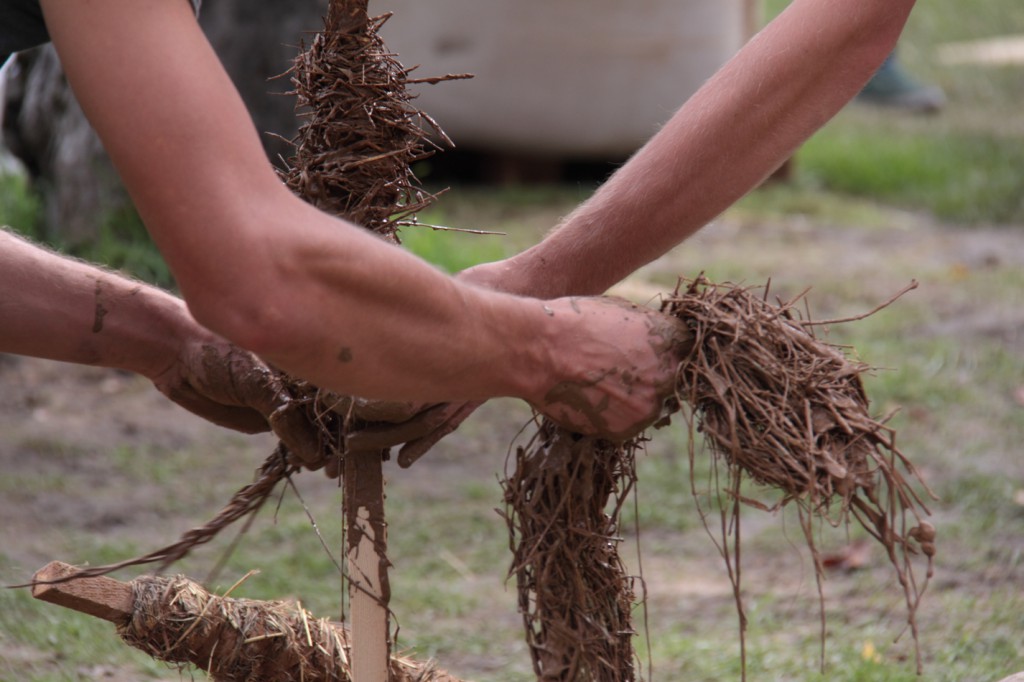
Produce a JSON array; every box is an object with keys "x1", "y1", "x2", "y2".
[
  {"x1": 172, "y1": 206, "x2": 306, "y2": 361},
  {"x1": 783, "y1": 0, "x2": 916, "y2": 68},
  {"x1": 853, "y1": 0, "x2": 918, "y2": 56},
  {"x1": 182, "y1": 273, "x2": 294, "y2": 361},
  {"x1": 143, "y1": 180, "x2": 314, "y2": 361}
]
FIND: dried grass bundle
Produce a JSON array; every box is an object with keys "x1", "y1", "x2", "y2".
[
  {"x1": 272, "y1": 0, "x2": 470, "y2": 468},
  {"x1": 279, "y1": 1, "x2": 467, "y2": 242},
  {"x1": 118, "y1": 574, "x2": 460, "y2": 682},
  {"x1": 663, "y1": 276, "x2": 935, "y2": 673},
  {"x1": 501, "y1": 423, "x2": 639, "y2": 682}
]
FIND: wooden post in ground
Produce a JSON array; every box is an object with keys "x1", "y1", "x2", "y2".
[
  {"x1": 283, "y1": 0, "x2": 399, "y2": 677},
  {"x1": 344, "y1": 450, "x2": 391, "y2": 682},
  {"x1": 329, "y1": 3, "x2": 394, "y2": 677}
]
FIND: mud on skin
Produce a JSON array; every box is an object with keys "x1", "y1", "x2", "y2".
[{"x1": 541, "y1": 297, "x2": 692, "y2": 440}]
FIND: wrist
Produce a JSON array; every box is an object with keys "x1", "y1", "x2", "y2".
[
  {"x1": 457, "y1": 287, "x2": 563, "y2": 403},
  {"x1": 115, "y1": 285, "x2": 200, "y2": 380},
  {"x1": 462, "y1": 250, "x2": 573, "y2": 300},
  {"x1": 502, "y1": 296, "x2": 579, "y2": 405},
  {"x1": 505, "y1": 248, "x2": 571, "y2": 299}
]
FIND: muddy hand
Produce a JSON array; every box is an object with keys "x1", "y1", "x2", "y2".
[
  {"x1": 152, "y1": 339, "x2": 322, "y2": 467},
  {"x1": 309, "y1": 258, "x2": 530, "y2": 473},
  {"x1": 320, "y1": 398, "x2": 482, "y2": 473},
  {"x1": 531, "y1": 296, "x2": 691, "y2": 440}
]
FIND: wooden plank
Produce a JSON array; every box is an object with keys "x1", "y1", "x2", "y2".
[{"x1": 31, "y1": 561, "x2": 134, "y2": 624}]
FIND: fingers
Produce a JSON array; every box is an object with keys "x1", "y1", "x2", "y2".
[
  {"x1": 343, "y1": 402, "x2": 457, "y2": 452},
  {"x1": 196, "y1": 344, "x2": 333, "y2": 466},
  {"x1": 319, "y1": 402, "x2": 482, "y2": 478},
  {"x1": 324, "y1": 451, "x2": 344, "y2": 479},
  {"x1": 173, "y1": 342, "x2": 332, "y2": 468},
  {"x1": 397, "y1": 401, "x2": 483, "y2": 468},
  {"x1": 268, "y1": 402, "x2": 327, "y2": 470},
  {"x1": 320, "y1": 391, "x2": 440, "y2": 425},
  {"x1": 349, "y1": 398, "x2": 426, "y2": 423},
  {"x1": 160, "y1": 382, "x2": 272, "y2": 434}
]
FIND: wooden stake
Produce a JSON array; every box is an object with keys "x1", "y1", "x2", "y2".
[
  {"x1": 31, "y1": 561, "x2": 464, "y2": 682},
  {"x1": 345, "y1": 450, "x2": 391, "y2": 682},
  {"x1": 31, "y1": 561, "x2": 133, "y2": 623}
]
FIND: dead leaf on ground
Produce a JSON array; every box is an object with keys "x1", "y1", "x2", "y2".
[{"x1": 821, "y1": 539, "x2": 873, "y2": 572}]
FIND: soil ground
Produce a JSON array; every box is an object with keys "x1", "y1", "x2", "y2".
[{"x1": 1, "y1": 205, "x2": 1022, "y2": 681}]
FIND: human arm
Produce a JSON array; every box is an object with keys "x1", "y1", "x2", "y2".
[
  {"x1": 0, "y1": 228, "x2": 319, "y2": 455},
  {"x1": 35, "y1": 0, "x2": 684, "y2": 438},
  {"x1": 465, "y1": 0, "x2": 919, "y2": 298},
  {"x1": 388, "y1": 0, "x2": 919, "y2": 458}
]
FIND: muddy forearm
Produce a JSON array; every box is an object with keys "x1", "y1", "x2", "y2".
[
  {"x1": 493, "y1": 0, "x2": 916, "y2": 299},
  {"x1": 196, "y1": 207, "x2": 552, "y2": 404}
]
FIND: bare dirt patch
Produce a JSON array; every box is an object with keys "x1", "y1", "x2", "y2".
[{"x1": 2, "y1": 208, "x2": 1022, "y2": 680}]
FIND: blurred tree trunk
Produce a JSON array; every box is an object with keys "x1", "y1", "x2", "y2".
[
  {"x1": 2, "y1": 46, "x2": 118, "y2": 246},
  {"x1": 201, "y1": 0, "x2": 327, "y2": 164},
  {"x1": 0, "y1": 0, "x2": 326, "y2": 246}
]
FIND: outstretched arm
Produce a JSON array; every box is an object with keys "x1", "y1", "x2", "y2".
[
  {"x1": 33, "y1": 0, "x2": 685, "y2": 438},
  {"x1": 465, "y1": 0, "x2": 919, "y2": 298},
  {"x1": 390, "y1": 0, "x2": 918, "y2": 458},
  {"x1": 0, "y1": 228, "x2": 316, "y2": 451}
]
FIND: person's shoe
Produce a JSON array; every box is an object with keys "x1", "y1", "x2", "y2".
[{"x1": 858, "y1": 54, "x2": 946, "y2": 114}]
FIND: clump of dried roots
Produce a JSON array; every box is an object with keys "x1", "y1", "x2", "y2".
[
  {"x1": 664, "y1": 276, "x2": 936, "y2": 673},
  {"x1": 501, "y1": 422, "x2": 640, "y2": 682},
  {"x1": 118, "y1": 573, "x2": 460, "y2": 682},
  {"x1": 279, "y1": 3, "x2": 469, "y2": 242},
  {"x1": 501, "y1": 276, "x2": 935, "y2": 680}
]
